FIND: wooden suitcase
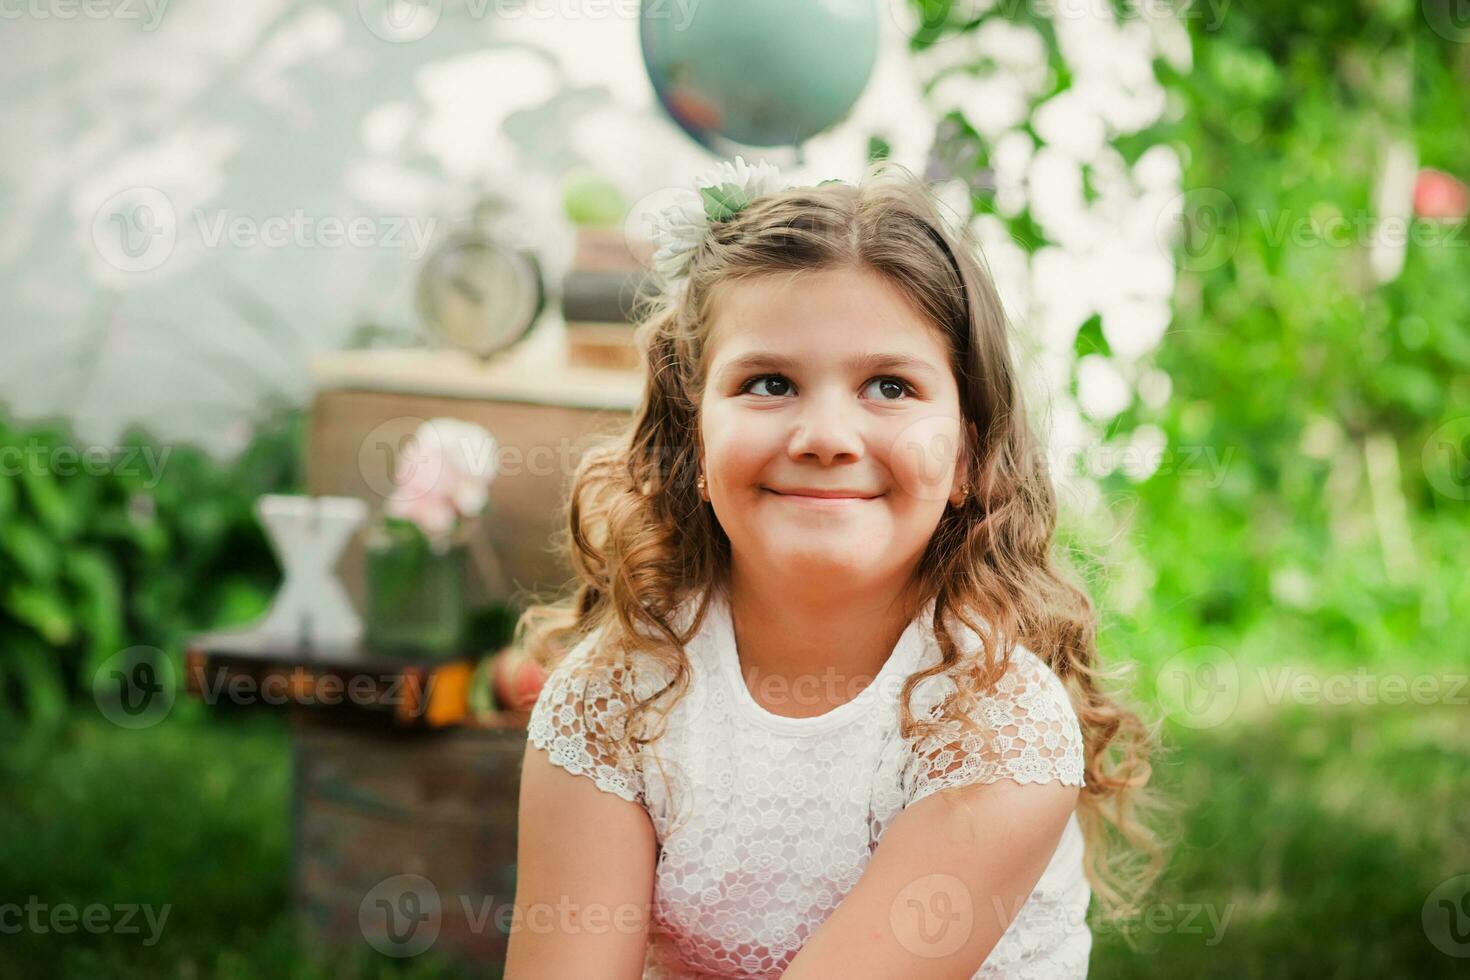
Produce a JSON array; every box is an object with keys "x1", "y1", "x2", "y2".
[{"x1": 307, "y1": 343, "x2": 644, "y2": 611}]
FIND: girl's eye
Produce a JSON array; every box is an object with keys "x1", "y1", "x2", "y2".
[
  {"x1": 864, "y1": 376, "x2": 916, "y2": 401},
  {"x1": 740, "y1": 374, "x2": 794, "y2": 397},
  {"x1": 737, "y1": 374, "x2": 917, "y2": 400}
]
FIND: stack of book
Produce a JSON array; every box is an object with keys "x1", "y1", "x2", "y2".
[{"x1": 562, "y1": 228, "x2": 660, "y2": 373}]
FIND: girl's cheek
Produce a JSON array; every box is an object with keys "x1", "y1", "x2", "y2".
[
  {"x1": 703, "y1": 421, "x2": 774, "y2": 482},
  {"x1": 884, "y1": 414, "x2": 963, "y2": 503},
  {"x1": 712, "y1": 409, "x2": 782, "y2": 456}
]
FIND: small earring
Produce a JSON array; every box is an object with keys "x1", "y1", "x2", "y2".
[
  {"x1": 697, "y1": 473, "x2": 708, "y2": 500},
  {"x1": 954, "y1": 483, "x2": 970, "y2": 508}
]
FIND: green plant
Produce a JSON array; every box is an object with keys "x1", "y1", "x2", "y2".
[
  {"x1": 0, "y1": 410, "x2": 304, "y2": 732},
  {"x1": 1131, "y1": 4, "x2": 1470, "y2": 652}
]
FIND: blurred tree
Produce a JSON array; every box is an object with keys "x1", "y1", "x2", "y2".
[{"x1": 910, "y1": 0, "x2": 1469, "y2": 661}]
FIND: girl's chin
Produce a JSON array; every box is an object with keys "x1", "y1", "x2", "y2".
[{"x1": 747, "y1": 547, "x2": 885, "y2": 578}]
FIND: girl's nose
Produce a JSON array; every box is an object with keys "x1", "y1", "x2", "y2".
[{"x1": 785, "y1": 388, "x2": 864, "y2": 465}]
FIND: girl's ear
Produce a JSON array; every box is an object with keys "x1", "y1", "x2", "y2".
[
  {"x1": 693, "y1": 427, "x2": 706, "y2": 493},
  {"x1": 949, "y1": 418, "x2": 979, "y2": 505}
]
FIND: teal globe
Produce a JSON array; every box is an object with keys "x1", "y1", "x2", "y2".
[{"x1": 640, "y1": 0, "x2": 880, "y2": 150}]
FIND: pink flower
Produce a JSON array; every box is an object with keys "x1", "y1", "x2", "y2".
[{"x1": 383, "y1": 418, "x2": 497, "y2": 544}]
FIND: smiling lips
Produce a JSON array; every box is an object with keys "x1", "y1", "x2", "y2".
[{"x1": 763, "y1": 487, "x2": 881, "y2": 501}]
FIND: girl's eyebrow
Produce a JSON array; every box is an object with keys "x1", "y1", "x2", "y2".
[{"x1": 718, "y1": 351, "x2": 940, "y2": 383}]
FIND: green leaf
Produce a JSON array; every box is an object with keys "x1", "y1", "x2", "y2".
[
  {"x1": 16, "y1": 466, "x2": 80, "y2": 541},
  {"x1": 0, "y1": 520, "x2": 60, "y2": 584},
  {"x1": 4, "y1": 637, "x2": 67, "y2": 727},
  {"x1": 0, "y1": 472, "x2": 14, "y2": 521},
  {"x1": 91, "y1": 507, "x2": 170, "y2": 559},
  {"x1": 700, "y1": 183, "x2": 746, "y2": 223},
  {"x1": 207, "y1": 577, "x2": 273, "y2": 629},
  {"x1": 64, "y1": 549, "x2": 124, "y2": 680},
  {"x1": 4, "y1": 583, "x2": 74, "y2": 646}
]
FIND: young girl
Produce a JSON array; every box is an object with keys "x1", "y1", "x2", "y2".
[{"x1": 505, "y1": 158, "x2": 1163, "y2": 979}]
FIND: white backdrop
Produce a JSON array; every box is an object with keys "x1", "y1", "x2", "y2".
[
  {"x1": 0, "y1": 0, "x2": 1187, "y2": 515},
  {"x1": 0, "y1": 0, "x2": 939, "y2": 457}
]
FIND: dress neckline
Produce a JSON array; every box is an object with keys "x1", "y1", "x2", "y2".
[{"x1": 700, "y1": 586, "x2": 933, "y2": 735}]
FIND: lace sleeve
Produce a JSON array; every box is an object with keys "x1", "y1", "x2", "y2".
[
  {"x1": 903, "y1": 647, "x2": 1085, "y2": 808},
  {"x1": 526, "y1": 629, "x2": 646, "y2": 807}
]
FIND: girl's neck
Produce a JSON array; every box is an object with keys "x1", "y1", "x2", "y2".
[{"x1": 721, "y1": 568, "x2": 920, "y2": 717}]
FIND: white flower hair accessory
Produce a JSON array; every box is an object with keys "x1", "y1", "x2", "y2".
[{"x1": 649, "y1": 155, "x2": 786, "y2": 297}]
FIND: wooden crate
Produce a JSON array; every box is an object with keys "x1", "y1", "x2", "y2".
[
  {"x1": 291, "y1": 710, "x2": 528, "y2": 974},
  {"x1": 184, "y1": 627, "x2": 533, "y2": 973}
]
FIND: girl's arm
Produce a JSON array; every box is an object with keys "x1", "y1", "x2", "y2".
[
  {"x1": 785, "y1": 645, "x2": 1087, "y2": 979},
  {"x1": 780, "y1": 778, "x2": 1079, "y2": 979},
  {"x1": 503, "y1": 738, "x2": 658, "y2": 980}
]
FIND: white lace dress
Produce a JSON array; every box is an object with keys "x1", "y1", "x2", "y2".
[{"x1": 526, "y1": 587, "x2": 1091, "y2": 979}]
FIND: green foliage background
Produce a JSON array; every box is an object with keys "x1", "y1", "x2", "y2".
[{"x1": 0, "y1": 413, "x2": 301, "y2": 737}]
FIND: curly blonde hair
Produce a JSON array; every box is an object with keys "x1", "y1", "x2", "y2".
[{"x1": 516, "y1": 159, "x2": 1172, "y2": 924}]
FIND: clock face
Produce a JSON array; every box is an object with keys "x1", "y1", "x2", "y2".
[{"x1": 416, "y1": 233, "x2": 542, "y2": 358}]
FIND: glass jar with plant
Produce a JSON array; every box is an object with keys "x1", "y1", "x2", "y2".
[{"x1": 364, "y1": 417, "x2": 498, "y2": 658}]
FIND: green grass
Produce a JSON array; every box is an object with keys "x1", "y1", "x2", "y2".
[
  {"x1": 1093, "y1": 702, "x2": 1470, "y2": 978},
  {"x1": 1, "y1": 693, "x2": 1466, "y2": 978},
  {"x1": 0, "y1": 709, "x2": 474, "y2": 980}
]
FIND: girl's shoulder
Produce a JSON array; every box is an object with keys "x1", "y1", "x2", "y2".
[
  {"x1": 915, "y1": 605, "x2": 1075, "y2": 706},
  {"x1": 535, "y1": 620, "x2": 679, "y2": 709},
  {"x1": 903, "y1": 615, "x2": 1085, "y2": 805},
  {"x1": 526, "y1": 624, "x2": 662, "y2": 806}
]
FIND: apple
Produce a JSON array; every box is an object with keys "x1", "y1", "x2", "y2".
[
  {"x1": 562, "y1": 169, "x2": 628, "y2": 228},
  {"x1": 1413, "y1": 168, "x2": 1469, "y2": 221},
  {"x1": 492, "y1": 647, "x2": 548, "y2": 713}
]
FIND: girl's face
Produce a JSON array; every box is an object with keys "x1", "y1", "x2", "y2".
[{"x1": 697, "y1": 264, "x2": 970, "y2": 597}]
